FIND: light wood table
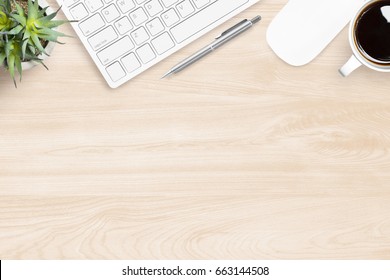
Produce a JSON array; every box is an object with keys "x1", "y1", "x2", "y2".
[{"x1": 1, "y1": 0, "x2": 390, "y2": 259}]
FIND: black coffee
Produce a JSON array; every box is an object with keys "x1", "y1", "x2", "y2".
[{"x1": 355, "y1": 0, "x2": 390, "y2": 63}]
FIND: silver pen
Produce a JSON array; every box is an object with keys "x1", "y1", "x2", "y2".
[{"x1": 161, "y1": 15, "x2": 261, "y2": 79}]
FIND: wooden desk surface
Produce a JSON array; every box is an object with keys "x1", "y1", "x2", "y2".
[{"x1": 1, "y1": 0, "x2": 390, "y2": 259}]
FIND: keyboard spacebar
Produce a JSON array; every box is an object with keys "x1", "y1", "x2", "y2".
[{"x1": 170, "y1": 0, "x2": 249, "y2": 43}]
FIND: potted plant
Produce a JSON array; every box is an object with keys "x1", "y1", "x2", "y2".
[{"x1": 0, "y1": 0, "x2": 70, "y2": 86}]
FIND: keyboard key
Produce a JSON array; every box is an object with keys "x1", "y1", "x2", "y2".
[
  {"x1": 161, "y1": 0, "x2": 178, "y2": 7},
  {"x1": 130, "y1": 7, "x2": 149, "y2": 26},
  {"x1": 145, "y1": 0, "x2": 163, "y2": 17},
  {"x1": 85, "y1": 0, "x2": 103, "y2": 13},
  {"x1": 88, "y1": 26, "x2": 118, "y2": 50},
  {"x1": 192, "y1": 0, "x2": 210, "y2": 9},
  {"x1": 102, "y1": 4, "x2": 120, "y2": 23},
  {"x1": 136, "y1": 44, "x2": 156, "y2": 63},
  {"x1": 151, "y1": 32, "x2": 175, "y2": 54},
  {"x1": 106, "y1": 62, "x2": 126, "y2": 82},
  {"x1": 114, "y1": 17, "x2": 133, "y2": 34},
  {"x1": 171, "y1": 0, "x2": 249, "y2": 43},
  {"x1": 97, "y1": 36, "x2": 135, "y2": 65},
  {"x1": 146, "y1": 17, "x2": 165, "y2": 36},
  {"x1": 70, "y1": 3, "x2": 88, "y2": 20},
  {"x1": 79, "y1": 14, "x2": 105, "y2": 36},
  {"x1": 161, "y1": 8, "x2": 179, "y2": 27},
  {"x1": 176, "y1": 0, "x2": 194, "y2": 18},
  {"x1": 121, "y1": 53, "x2": 142, "y2": 73},
  {"x1": 64, "y1": 0, "x2": 80, "y2": 7},
  {"x1": 131, "y1": 27, "x2": 150, "y2": 45},
  {"x1": 117, "y1": 0, "x2": 136, "y2": 13}
]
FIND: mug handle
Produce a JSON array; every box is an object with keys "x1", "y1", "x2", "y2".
[{"x1": 339, "y1": 55, "x2": 362, "y2": 77}]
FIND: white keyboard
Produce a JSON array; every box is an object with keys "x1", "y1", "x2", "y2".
[{"x1": 56, "y1": 0, "x2": 260, "y2": 88}]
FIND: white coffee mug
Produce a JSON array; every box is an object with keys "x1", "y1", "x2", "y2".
[{"x1": 339, "y1": 0, "x2": 390, "y2": 77}]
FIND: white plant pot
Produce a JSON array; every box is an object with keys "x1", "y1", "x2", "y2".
[{"x1": 21, "y1": 40, "x2": 56, "y2": 71}]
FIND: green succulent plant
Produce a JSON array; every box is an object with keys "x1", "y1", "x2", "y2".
[
  {"x1": 0, "y1": 34, "x2": 43, "y2": 86},
  {"x1": 0, "y1": 0, "x2": 71, "y2": 86},
  {"x1": 12, "y1": 0, "x2": 69, "y2": 54},
  {"x1": 0, "y1": 0, "x2": 14, "y2": 31},
  {"x1": 0, "y1": 35, "x2": 23, "y2": 83}
]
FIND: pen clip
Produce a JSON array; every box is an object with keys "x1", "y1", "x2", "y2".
[{"x1": 215, "y1": 19, "x2": 248, "y2": 39}]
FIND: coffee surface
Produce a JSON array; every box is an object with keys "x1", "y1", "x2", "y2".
[{"x1": 356, "y1": 0, "x2": 390, "y2": 63}]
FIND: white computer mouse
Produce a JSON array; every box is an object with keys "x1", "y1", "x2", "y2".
[{"x1": 266, "y1": 0, "x2": 367, "y2": 66}]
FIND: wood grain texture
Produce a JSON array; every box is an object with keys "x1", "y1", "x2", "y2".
[{"x1": 1, "y1": 0, "x2": 390, "y2": 259}]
